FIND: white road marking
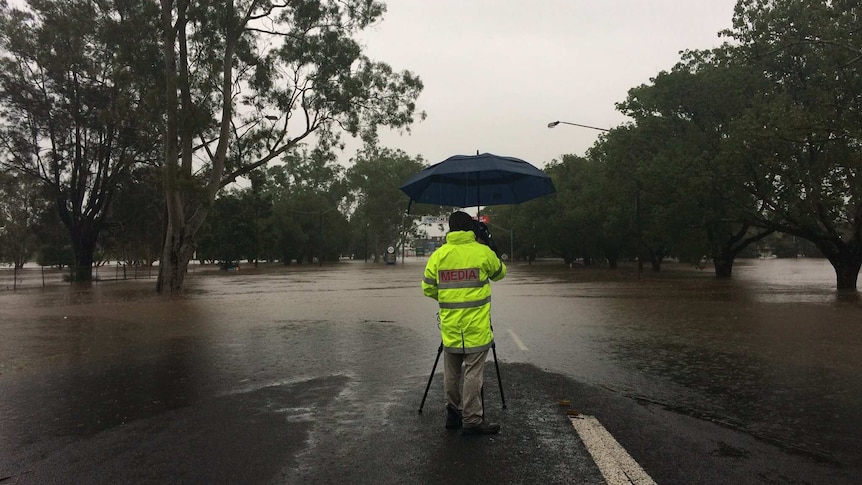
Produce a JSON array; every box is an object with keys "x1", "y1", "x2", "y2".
[
  {"x1": 569, "y1": 415, "x2": 657, "y2": 485},
  {"x1": 506, "y1": 328, "x2": 529, "y2": 351}
]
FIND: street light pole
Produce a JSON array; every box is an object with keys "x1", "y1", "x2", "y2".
[{"x1": 547, "y1": 120, "x2": 610, "y2": 132}]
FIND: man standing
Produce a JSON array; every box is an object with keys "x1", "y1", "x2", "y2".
[{"x1": 422, "y1": 211, "x2": 507, "y2": 435}]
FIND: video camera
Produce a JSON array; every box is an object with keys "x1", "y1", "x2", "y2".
[{"x1": 472, "y1": 220, "x2": 499, "y2": 256}]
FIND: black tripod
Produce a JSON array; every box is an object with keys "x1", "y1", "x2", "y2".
[{"x1": 417, "y1": 337, "x2": 507, "y2": 413}]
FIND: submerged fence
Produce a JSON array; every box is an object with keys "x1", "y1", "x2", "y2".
[{"x1": 0, "y1": 263, "x2": 157, "y2": 291}]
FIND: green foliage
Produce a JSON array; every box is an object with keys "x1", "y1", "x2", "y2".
[
  {"x1": 103, "y1": 166, "x2": 164, "y2": 265},
  {"x1": 613, "y1": 58, "x2": 775, "y2": 274},
  {"x1": 0, "y1": 171, "x2": 45, "y2": 267},
  {"x1": 568, "y1": 0, "x2": 861, "y2": 284},
  {"x1": 157, "y1": 0, "x2": 425, "y2": 291},
  {"x1": 719, "y1": 0, "x2": 862, "y2": 286},
  {"x1": 346, "y1": 146, "x2": 425, "y2": 262},
  {"x1": 33, "y1": 209, "x2": 74, "y2": 268},
  {"x1": 196, "y1": 145, "x2": 353, "y2": 265},
  {"x1": 265, "y1": 146, "x2": 351, "y2": 264},
  {"x1": 537, "y1": 156, "x2": 601, "y2": 264},
  {"x1": 196, "y1": 191, "x2": 257, "y2": 264},
  {"x1": 0, "y1": 0, "x2": 162, "y2": 279}
]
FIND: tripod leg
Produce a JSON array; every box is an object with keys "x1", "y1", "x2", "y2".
[
  {"x1": 491, "y1": 342, "x2": 506, "y2": 409},
  {"x1": 418, "y1": 342, "x2": 444, "y2": 413}
]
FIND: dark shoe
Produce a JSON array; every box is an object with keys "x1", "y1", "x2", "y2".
[
  {"x1": 445, "y1": 405, "x2": 462, "y2": 429},
  {"x1": 461, "y1": 421, "x2": 500, "y2": 435}
]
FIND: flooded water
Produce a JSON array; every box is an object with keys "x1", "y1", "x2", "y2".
[
  {"x1": 0, "y1": 258, "x2": 859, "y2": 470},
  {"x1": 491, "y1": 258, "x2": 862, "y2": 467}
]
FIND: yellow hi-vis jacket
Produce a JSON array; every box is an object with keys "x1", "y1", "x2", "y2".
[{"x1": 422, "y1": 230, "x2": 507, "y2": 354}]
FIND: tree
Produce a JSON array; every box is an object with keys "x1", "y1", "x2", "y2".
[
  {"x1": 106, "y1": 165, "x2": 164, "y2": 265},
  {"x1": 0, "y1": 170, "x2": 44, "y2": 268},
  {"x1": 588, "y1": 124, "x2": 677, "y2": 273},
  {"x1": 617, "y1": 53, "x2": 774, "y2": 277},
  {"x1": 0, "y1": 0, "x2": 162, "y2": 280},
  {"x1": 489, "y1": 195, "x2": 552, "y2": 264},
  {"x1": 34, "y1": 208, "x2": 74, "y2": 268},
  {"x1": 542, "y1": 156, "x2": 606, "y2": 266},
  {"x1": 156, "y1": 0, "x2": 424, "y2": 293},
  {"x1": 195, "y1": 190, "x2": 255, "y2": 264},
  {"x1": 346, "y1": 146, "x2": 424, "y2": 263},
  {"x1": 256, "y1": 144, "x2": 350, "y2": 265},
  {"x1": 720, "y1": 0, "x2": 862, "y2": 289},
  {"x1": 243, "y1": 168, "x2": 272, "y2": 266}
]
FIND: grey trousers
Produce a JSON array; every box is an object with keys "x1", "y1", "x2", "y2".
[{"x1": 443, "y1": 349, "x2": 489, "y2": 426}]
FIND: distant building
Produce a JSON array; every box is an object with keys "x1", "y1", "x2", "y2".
[{"x1": 414, "y1": 218, "x2": 446, "y2": 257}]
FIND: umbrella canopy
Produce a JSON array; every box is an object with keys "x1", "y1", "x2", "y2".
[{"x1": 399, "y1": 153, "x2": 556, "y2": 208}]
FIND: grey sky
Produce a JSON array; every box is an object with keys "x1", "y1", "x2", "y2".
[{"x1": 357, "y1": 0, "x2": 738, "y2": 168}]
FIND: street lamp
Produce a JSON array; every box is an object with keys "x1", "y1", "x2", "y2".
[{"x1": 547, "y1": 120, "x2": 609, "y2": 132}]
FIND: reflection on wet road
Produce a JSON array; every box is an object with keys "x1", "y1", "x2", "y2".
[
  {"x1": 493, "y1": 258, "x2": 861, "y2": 467},
  {"x1": 0, "y1": 258, "x2": 859, "y2": 472}
]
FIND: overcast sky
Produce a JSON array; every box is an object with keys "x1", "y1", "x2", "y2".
[{"x1": 354, "y1": 0, "x2": 739, "y2": 168}]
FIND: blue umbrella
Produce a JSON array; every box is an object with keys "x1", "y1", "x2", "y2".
[{"x1": 399, "y1": 153, "x2": 555, "y2": 208}]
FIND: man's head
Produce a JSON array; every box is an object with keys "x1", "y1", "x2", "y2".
[{"x1": 448, "y1": 211, "x2": 474, "y2": 232}]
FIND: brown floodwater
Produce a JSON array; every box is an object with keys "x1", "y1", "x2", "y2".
[
  {"x1": 491, "y1": 258, "x2": 861, "y2": 467},
  {"x1": 0, "y1": 258, "x2": 859, "y2": 468}
]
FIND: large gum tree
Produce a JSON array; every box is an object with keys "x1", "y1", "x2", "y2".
[{"x1": 157, "y1": 0, "x2": 423, "y2": 293}]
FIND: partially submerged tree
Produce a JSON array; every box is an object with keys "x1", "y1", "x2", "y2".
[
  {"x1": 721, "y1": 0, "x2": 862, "y2": 289},
  {"x1": 618, "y1": 52, "x2": 774, "y2": 277},
  {"x1": 0, "y1": 0, "x2": 162, "y2": 280},
  {"x1": 157, "y1": 0, "x2": 423, "y2": 292},
  {"x1": 542, "y1": 156, "x2": 606, "y2": 266},
  {"x1": 0, "y1": 171, "x2": 44, "y2": 268}
]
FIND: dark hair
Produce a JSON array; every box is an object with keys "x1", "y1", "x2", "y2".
[{"x1": 449, "y1": 211, "x2": 474, "y2": 232}]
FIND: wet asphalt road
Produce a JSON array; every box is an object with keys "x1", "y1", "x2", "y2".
[{"x1": 0, "y1": 259, "x2": 859, "y2": 484}]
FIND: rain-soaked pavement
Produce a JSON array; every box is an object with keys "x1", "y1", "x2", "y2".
[{"x1": 0, "y1": 258, "x2": 859, "y2": 484}]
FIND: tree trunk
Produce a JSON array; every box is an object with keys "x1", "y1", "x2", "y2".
[
  {"x1": 835, "y1": 262, "x2": 860, "y2": 290},
  {"x1": 707, "y1": 225, "x2": 771, "y2": 279},
  {"x1": 648, "y1": 249, "x2": 664, "y2": 272},
  {"x1": 70, "y1": 224, "x2": 98, "y2": 281},
  {"x1": 812, "y1": 238, "x2": 862, "y2": 291},
  {"x1": 830, "y1": 252, "x2": 861, "y2": 291},
  {"x1": 156, "y1": 221, "x2": 197, "y2": 294},
  {"x1": 712, "y1": 253, "x2": 734, "y2": 278},
  {"x1": 157, "y1": 0, "x2": 181, "y2": 294}
]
